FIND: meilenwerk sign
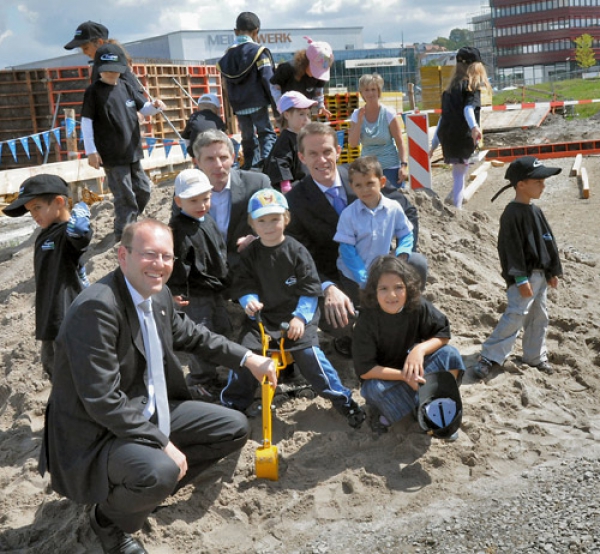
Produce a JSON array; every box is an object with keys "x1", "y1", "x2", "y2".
[{"x1": 345, "y1": 58, "x2": 406, "y2": 68}]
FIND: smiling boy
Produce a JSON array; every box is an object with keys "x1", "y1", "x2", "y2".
[
  {"x1": 4, "y1": 175, "x2": 92, "y2": 379},
  {"x1": 333, "y1": 156, "x2": 414, "y2": 306}
]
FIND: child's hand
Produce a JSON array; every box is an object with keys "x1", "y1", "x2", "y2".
[
  {"x1": 287, "y1": 317, "x2": 305, "y2": 341},
  {"x1": 548, "y1": 276, "x2": 559, "y2": 288},
  {"x1": 245, "y1": 300, "x2": 263, "y2": 318},
  {"x1": 402, "y1": 348, "x2": 426, "y2": 390},
  {"x1": 173, "y1": 295, "x2": 189, "y2": 307},
  {"x1": 88, "y1": 152, "x2": 102, "y2": 169},
  {"x1": 318, "y1": 107, "x2": 332, "y2": 119},
  {"x1": 153, "y1": 99, "x2": 167, "y2": 110},
  {"x1": 471, "y1": 126, "x2": 482, "y2": 146},
  {"x1": 236, "y1": 234, "x2": 257, "y2": 252},
  {"x1": 518, "y1": 282, "x2": 533, "y2": 298}
]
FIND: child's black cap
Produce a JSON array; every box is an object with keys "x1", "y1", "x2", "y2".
[
  {"x1": 235, "y1": 12, "x2": 260, "y2": 32},
  {"x1": 491, "y1": 156, "x2": 561, "y2": 202},
  {"x1": 64, "y1": 21, "x2": 109, "y2": 50},
  {"x1": 417, "y1": 371, "x2": 463, "y2": 439},
  {"x1": 456, "y1": 46, "x2": 482, "y2": 65},
  {"x1": 4, "y1": 174, "x2": 69, "y2": 218},
  {"x1": 94, "y1": 43, "x2": 128, "y2": 74}
]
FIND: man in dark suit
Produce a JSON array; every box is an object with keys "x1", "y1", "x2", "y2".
[
  {"x1": 192, "y1": 129, "x2": 271, "y2": 271},
  {"x1": 39, "y1": 219, "x2": 276, "y2": 554},
  {"x1": 286, "y1": 122, "x2": 426, "y2": 353}
]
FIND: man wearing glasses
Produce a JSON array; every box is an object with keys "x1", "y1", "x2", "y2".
[{"x1": 39, "y1": 219, "x2": 277, "y2": 554}]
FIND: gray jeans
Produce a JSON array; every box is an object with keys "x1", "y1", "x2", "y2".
[
  {"x1": 104, "y1": 161, "x2": 152, "y2": 240},
  {"x1": 481, "y1": 270, "x2": 549, "y2": 366}
]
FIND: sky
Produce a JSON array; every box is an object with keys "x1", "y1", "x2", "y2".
[{"x1": 0, "y1": 0, "x2": 487, "y2": 69}]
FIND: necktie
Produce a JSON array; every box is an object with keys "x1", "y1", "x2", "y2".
[
  {"x1": 325, "y1": 187, "x2": 346, "y2": 215},
  {"x1": 139, "y1": 299, "x2": 170, "y2": 436}
]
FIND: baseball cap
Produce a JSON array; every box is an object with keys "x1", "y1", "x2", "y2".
[
  {"x1": 235, "y1": 12, "x2": 260, "y2": 32},
  {"x1": 64, "y1": 21, "x2": 109, "y2": 50},
  {"x1": 174, "y1": 169, "x2": 213, "y2": 199},
  {"x1": 304, "y1": 37, "x2": 334, "y2": 81},
  {"x1": 277, "y1": 91, "x2": 317, "y2": 113},
  {"x1": 417, "y1": 371, "x2": 463, "y2": 439},
  {"x1": 456, "y1": 46, "x2": 482, "y2": 65},
  {"x1": 197, "y1": 93, "x2": 221, "y2": 109},
  {"x1": 248, "y1": 189, "x2": 288, "y2": 219},
  {"x1": 4, "y1": 174, "x2": 69, "y2": 218},
  {"x1": 94, "y1": 43, "x2": 128, "y2": 74},
  {"x1": 491, "y1": 156, "x2": 562, "y2": 202}
]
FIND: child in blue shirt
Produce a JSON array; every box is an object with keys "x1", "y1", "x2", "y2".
[{"x1": 333, "y1": 156, "x2": 415, "y2": 305}]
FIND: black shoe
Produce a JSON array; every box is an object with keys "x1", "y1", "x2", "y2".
[
  {"x1": 335, "y1": 399, "x2": 366, "y2": 429},
  {"x1": 333, "y1": 336, "x2": 353, "y2": 358},
  {"x1": 187, "y1": 383, "x2": 215, "y2": 402},
  {"x1": 89, "y1": 505, "x2": 148, "y2": 554}
]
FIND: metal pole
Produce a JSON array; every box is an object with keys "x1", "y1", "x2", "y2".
[
  {"x1": 43, "y1": 92, "x2": 61, "y2": 164},
  {"x1": 172, "y1": 77, "x2": 198, "y2": 109},
  {"x1": 133, "y1": 75, "x2": 184, "y2": 141}
]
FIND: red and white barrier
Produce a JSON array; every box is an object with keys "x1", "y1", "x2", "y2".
[{"x1": 405, "y1": 113, "x2": 432, "y2": 190}]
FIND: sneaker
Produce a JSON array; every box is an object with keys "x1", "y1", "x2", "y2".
[
  {"x1": 333, "y1": 336, "x2": 353, "y2": 358},
  {"x1": 335, "y1": 399, "x2": 366, "y2": 429},
  {"x1": 366, "y1": 404, "x2": 390, "y2": 435},
  {"x1": 533, "y1": 360, "x2": 554, "y2": 375},
  {"x1": 444, "y1": 431, "x2": 459, "y2": 442},
  {"x1": 472, "y1": 356, "x2": 495, "y2": 379},
  {"x1": 89, "y1": 505, "x2": 148, "y2": 554}
]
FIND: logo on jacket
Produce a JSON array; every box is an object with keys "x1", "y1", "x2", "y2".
[
  {"x1": 125, "y1": 99, "x2": 136, "y2": 108},
  {"x1": 542, "y1": 232, "x2": 553, "y2": 241},
  {"x1": 41, "y1": 240, "x2": 55, "y2": 251},
  {"x1": 285, "y1": 276, "x2": 297, "y2": 286}
]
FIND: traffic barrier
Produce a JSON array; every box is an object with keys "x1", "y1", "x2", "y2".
[{"x1": 405, "y1": 113, "x2": 432, "y2": 189}]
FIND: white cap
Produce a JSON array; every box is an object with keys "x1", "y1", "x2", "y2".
[{"x1": 174, "y1": 169, "x2": 213, "y2": 198}]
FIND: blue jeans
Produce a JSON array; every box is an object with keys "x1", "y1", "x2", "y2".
[
  {"x1": 383, "y1": 167, "x2": 405, "y2": 189},
  {"x1": 236, "y1": 107, "x2": 276, "y2": 169},
  {"x1": 481, "y1": 270, "x2": 549, "y2": 366},
  {"x1": 360, "y1": 345, "x2": 465, "y2": 425},
  {"x1": 221, "y1": 345, "x2": 352, "y2": 411}
]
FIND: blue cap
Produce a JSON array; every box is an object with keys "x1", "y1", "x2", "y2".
[{"x1": 248, "y1": 189, "x2": 288, "y2": 219}]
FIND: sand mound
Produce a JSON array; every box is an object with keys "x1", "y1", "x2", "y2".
[{"x1": 1, "y1": 143, "x2": 599, "y2": 553}]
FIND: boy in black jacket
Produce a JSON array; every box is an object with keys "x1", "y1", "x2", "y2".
[
  {"x1": 217, "y1": 12, "x2": 276, "y2": 170},
  {"x1": 473, "y1": 157, "x2": 562, "y2": 378},
  {"x1": 4, "y1": 175, "x2": 92, "y2": 380},
  {"x1": 168, "y1": 169, "x2": 231, "y2": 400}
]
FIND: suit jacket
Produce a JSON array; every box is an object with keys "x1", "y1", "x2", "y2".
[
  {"x1": 286, "y1": 166, "x2": 419, "y2": 284},
  {"x1": 39, "y1": 268, "x2": 248, "y2": 505},
  {"x1": 223, "y1": 169, "x2": 271, "y2": 270}
]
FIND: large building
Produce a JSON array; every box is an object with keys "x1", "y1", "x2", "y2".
[
  {"x1": 490, "y1": 0, "x2": 600, "y2": 85},
  {"x1": 14, "y1": 27, "x2": 417, "y2": 94}
]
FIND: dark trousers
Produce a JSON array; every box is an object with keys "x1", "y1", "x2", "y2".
[{"x1": 100, "y1": 401, "x2": 249, "y2": 533}]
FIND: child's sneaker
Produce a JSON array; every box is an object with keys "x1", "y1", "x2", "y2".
[
  {"x1": 472, "y1": 356, "x2": 495, "y2": 379},
  {"x1": 335, "y1": 399, "x2": 366, "y2": 429},
  {"x1": 532, "y1": 360, "x2": 553, "y2": 375}
]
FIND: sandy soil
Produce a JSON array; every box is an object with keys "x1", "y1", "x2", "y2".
[{"x1": 1, "y1": 115, "x2": 599, "y2": 553}]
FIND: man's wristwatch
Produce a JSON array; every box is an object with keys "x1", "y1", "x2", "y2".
[{"x1": 400, "y1": 162, "x2": 408, "y2": 167}]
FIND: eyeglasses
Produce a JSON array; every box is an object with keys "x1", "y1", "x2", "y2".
[{"x1": 125, "y1": 247, "x2": 175, "y2": 263}]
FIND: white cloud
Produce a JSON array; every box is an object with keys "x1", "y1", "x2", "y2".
[{"x1": 0, "y1": 0, "x2": 483, "y2": 68}]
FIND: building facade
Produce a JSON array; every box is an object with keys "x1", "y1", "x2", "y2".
[{"x1": 490, "y1": 0, "x2": 600, "y2": 85}]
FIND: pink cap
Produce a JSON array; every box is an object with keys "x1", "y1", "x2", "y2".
[
  {"x1": 304, "y1": 36, "x2": 334, "y2": 81},
  {"x1": 277, "y1": 91, "x2": 317, "y2": 113}
]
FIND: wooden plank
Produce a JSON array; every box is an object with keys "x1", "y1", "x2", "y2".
[
  {"x1": 469, "y1": 161, "x2": 491, "y2": 181},
  {"x1": 570, "y1": 153, "x2": 583, "y2": 177},
  {"x1": 578, "y1": 167, "x2": 590, "y2": 199},
  {"x1": 463, "y1": 171, "x2": 488, "y2": 204}
]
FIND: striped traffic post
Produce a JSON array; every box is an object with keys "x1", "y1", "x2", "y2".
[{"x1": 405, "y1": 113, "x2": 432, "y2": 190}]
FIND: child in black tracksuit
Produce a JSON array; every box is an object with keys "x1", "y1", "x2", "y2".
[
  {"x1": 167, "y1": 169, "x2": 231, "y2": 401},
  {"x1": 4, "y1": 175, "x2": 92, "y2": 380},
  {"x1": 473, "y1": 156, "x2": 563, "y2": 379},
  {"x1": 217, "y1": 12, "x2": 276, "y2": 170},
  {"x1": 81, "y1": 43, "x2": 165, "y2": 242},
  {"x1": 220, "y1": 188, "x2": 365, "y2": 428}
]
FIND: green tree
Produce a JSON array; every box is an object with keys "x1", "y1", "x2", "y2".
[
  {"x1": 574, "y1": 34, "x2": 596, "y2": 69},
  {"x1": 432, "y1": 29, "x2": 473, "y2": 51}
]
